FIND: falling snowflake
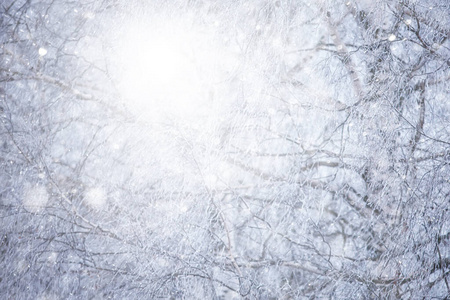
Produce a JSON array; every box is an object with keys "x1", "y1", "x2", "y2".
[
  {"x1": 38, "y1": 47, "x2": 47, "y2": 56},
  {"x1": 84, "y1": 187, "x2": 107, "y2": 209},
  {"x1": 23, "y1": 185, "x2": 48, "y2": 213}
]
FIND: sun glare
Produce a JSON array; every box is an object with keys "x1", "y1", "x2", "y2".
[{"x1": 114, "y1": 19, "x2": 229, "y2": 123}]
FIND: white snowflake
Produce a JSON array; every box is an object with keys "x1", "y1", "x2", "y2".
[
  {"x1": 23, "y1": 185, "x2": 48, "y2": 213},
  {"x1": 84, "y1": 187, "x2": 107, "y2": 210},
  {"x1": 38, "y1": 47, "x2": 47, "y2": 56}
]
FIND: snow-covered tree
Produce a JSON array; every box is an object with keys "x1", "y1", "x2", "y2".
[{"x1": 1, "y1": 0, "x2": 449, "y2": 298}]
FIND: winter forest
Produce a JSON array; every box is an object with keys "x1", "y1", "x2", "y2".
[{"x1": 1, "y1": 0, "x2": 449, "y2": 299}]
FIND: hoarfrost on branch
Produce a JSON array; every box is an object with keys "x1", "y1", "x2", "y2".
[{"x1": 1, "y1": 0, "x2": 449, "y2": 299}]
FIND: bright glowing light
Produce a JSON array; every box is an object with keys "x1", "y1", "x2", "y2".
[
  {"x1": 114, "y1": 18, "x2": 232, "y2": 122},
  {"x1": 119, "y1": 30, "x2": 188, "y2": 96}
]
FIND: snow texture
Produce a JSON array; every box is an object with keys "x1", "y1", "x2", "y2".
[{"x1": 0, "y1": 0, "x2": 449, "y2": 299}]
